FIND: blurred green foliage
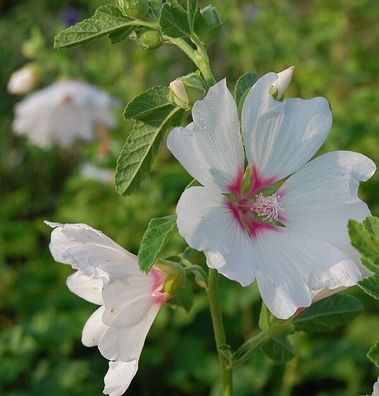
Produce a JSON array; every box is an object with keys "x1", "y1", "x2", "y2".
[{"x1": 0, "y1": 0, "x2": 378, "y2": 395}]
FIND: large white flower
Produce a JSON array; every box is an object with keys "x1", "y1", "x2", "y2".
[
  {"x1": 167, "y1": 70, "x2": 376, "y2": 319},
  {"x1": 13, "y1": 80, "x2": 117, "y2": 149},
  {"x1": 46, "y1": 222, "x2": 166, "y2": 396}
]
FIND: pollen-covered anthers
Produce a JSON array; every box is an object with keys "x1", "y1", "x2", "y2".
[{"x1": 251, "y1": 193, "x2": 282, "y2": 222}]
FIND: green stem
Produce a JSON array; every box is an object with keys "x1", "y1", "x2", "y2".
[
  {"x1": 233, "y1": 332, "x2": 268, "y2": 368},
  {"x1": 207, "y1": 269, "x2": 233, "y2": 396}
]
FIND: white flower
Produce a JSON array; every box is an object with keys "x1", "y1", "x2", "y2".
[
  {"x1": 372, "y1": 378, "x2": 379, "y2": 396},
  {"x1": 79, "y1": 163, "x2": 114, "y2": 184},
  {"x1": 46, "y1": 222, "x2": 166, "y2": 396},
  {"x1": 7, "y1": 65, "x2": 39, "y2": 95},
  {"x1": 167, "y1": 70, "x2": 376, "y2": 319},
  {"x1": 13, "y1": 80, "x2": 117, "y2": 149}
]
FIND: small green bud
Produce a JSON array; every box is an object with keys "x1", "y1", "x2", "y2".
[
  {"x1": 116, "y1": 0, "x2": 149, "y2": 19},
  {"x1": 139, "y1": 30, "x2": 163, "y2": 50},
  {"x1": 169, "y1": 71, "x2": 207, "y2": 109}
]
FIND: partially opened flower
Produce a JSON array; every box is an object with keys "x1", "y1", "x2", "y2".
[
  {"x1": 167, "y1": 69, "x2": 376, "y2": 319},
  {"x1": 46, "y1": 222, "x2": 166, "y2": 396},
  {"x1": 13, "y1": 80, "x2": 117, "y2": 149}
]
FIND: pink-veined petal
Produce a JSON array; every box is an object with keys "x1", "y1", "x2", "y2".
[
  {"x1": 82, "y1": 306, "x2": 108, "y2": 347},
  {"x1": 103, "y1": 360, "x2": 138, "y2": 396},
  {"x1": 46, "y1": 222, "x2": 140, "y2": 279},
  {"x1": 278, "y1": 151, "x2": 376, "y2": 256},
  {"x1": 66, "y1": 271, "x2": 103, "y2": 305},
  {"x1": 176, "y1": 186, "x2": 256, "y2": 285},
  {"x1": 167, "y1": 79, "x2": 244, "y2": 192},
  {"x1": 99, "y1": 304, "x2": 160, "y2": 362},
  {"x1": 241, "y1": 72, "x2": 332, "y2": 183},
  {"x1": 253, "y1": 228, "x2": 362, "y2": 319}
]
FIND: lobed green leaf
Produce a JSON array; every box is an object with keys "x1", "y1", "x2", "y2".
[
  {"x1": 234, "y1": 72, "x2": 257, "y2": 110},
  {"x1": 294, "y1": 294, "x2": 363, "y2": 333},
  {"x1": 368, "y1": 341, "x2": 379, "y2": 368},
  {"x1": 54, "y1": 5, "x2": 134, "y2": 48},
  {"x1": 359, "y1": 274, "x2": 379, "y2": 300},
  {"x1": 187, "y1": 0, "x2": 198, "y2": 32},
  {"x1": 261, "y1": 335, "x2": 295, "y2": 363},
  {"x1": 348, "y1": 218, "x2": 379, "y2": 260},
  {"x1": 138, "y1": 215, "x2": 177, "y2": 273},
  {"x1": 123, "y1": 86, "x2": 174, "y2": 124},
  {"x1": 159, "y1": 3, "x2": 190, "y2": 38}
]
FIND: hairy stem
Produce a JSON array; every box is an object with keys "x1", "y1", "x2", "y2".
[{"x1": 207, "y1": 269, "x2": 233, "y2": 396}]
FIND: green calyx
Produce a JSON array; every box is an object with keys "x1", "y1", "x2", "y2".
[{"x1": 169, "y1": 70, "x2": 207, "y2": 109}]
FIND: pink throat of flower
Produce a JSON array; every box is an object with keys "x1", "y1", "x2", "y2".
[
  {"x1": 151, "y1": 268, "x2": 167, "y2": 305},
  {"x1": 226, "y1": 166, "x2": 284, "y2": 239}
]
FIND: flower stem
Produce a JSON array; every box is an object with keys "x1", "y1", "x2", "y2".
[{"x1": 207, "y1": 269, "x2": 233, "y2": 396}]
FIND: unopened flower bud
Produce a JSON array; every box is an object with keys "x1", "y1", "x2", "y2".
[
  {"x1": 270, "y1": 65, "x2": 295, "y2": 100},
  {"x1": 7, "y1": 64, "x2": 39, "y2": 95},
  {"x1": 116, "y1": 0, "x2": 149, "y2": 19},
  {"x1": 139, "y1": 30, "x2": 162, "y2": 50},
  {"x1": 169, "y1": 71, "x2": 207, "y2": 109}
]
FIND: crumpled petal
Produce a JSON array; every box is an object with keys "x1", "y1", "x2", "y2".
[
  {"x1": 82, "y1": 306, "x2": 108, "y2": 347},
  {"x1": 242, "y1": 72, "x2": 332, "y2": 183},
  {"x1": 167, "y1": 79, "x2": 244, "y2": 192},
  {"x1": 103, "y1": 360, "x2": 138, "y2": 396},
  {"x1": 66, "y1": 270, "x2": 103, "y2": 305},
  {"x1": 176, "y1": 186, "x2": 256, "y2": 285}
]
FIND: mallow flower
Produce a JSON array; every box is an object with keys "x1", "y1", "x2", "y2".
[
  {"x1": 167, "y1": 68, "x2": 376, "y2": 319},
  {"x1": 46, "y1": 222, "x2": 166, "y2": 396},
  {"x1": 13, "y1": 80, "x2": 117, "y2": 149}
]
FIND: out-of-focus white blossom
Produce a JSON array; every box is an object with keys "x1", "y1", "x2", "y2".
[
  {"x1": 7, "y1": 65, "x2": 39, "y2": 95},
  {"x1": 79, "y1": 163, "x2": 114, "y2": 184},
  {"x1": 13, "y1": 80, "x2": 117, "y2": 149}
]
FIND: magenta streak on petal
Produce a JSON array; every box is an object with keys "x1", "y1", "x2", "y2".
[
  {"x1": 248, "y1": 165, "x2": 277, "y2": 197},
  {"x1": 225, "y1": 200, "x2": 245, "y2": 232},
  {"x1": 227, "y1": 167, "x2": 244, "y2": 196},
  {"x1": 246, "y1": 216, "x2": 279, "y2": 240},
  {"x1": 150, "y1": 267, "x2": 167, "y2": 305}
]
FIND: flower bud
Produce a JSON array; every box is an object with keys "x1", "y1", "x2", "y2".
[
  {"x1": 169, "y1": 71, "x2": 207, "y2": 109},
  {"x1": 7, "y1": 64, "x2": 39, "y2": 95},
  {"x1": 270, "y1": 66, "x2": 295, "y2": 100},
  {"x1": 156, "y1": 260, "x2": 186, "y2": 297},
  {"x1": 116, "y1": 0, "x2": 149, "y2": 19},
  {"x1": 139, "y1": 30, "x2": 163, "y2": 50}
]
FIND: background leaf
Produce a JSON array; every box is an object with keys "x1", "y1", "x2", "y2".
[
  {"x1": 359, "y1": 274, "x2": 379, "y2": 300},
  {"x1": 261, "y1": 335, "x2": 295, "y2": 363},
  {"x1": 234, "y1": 71, "x2": 257, "y2": 109},
  {"x1": 368, "y1": 341, "x2": 379, "y2": 368},
  {"x1": 138, "y1": 215, "x2": 177, "y2": 273},
  {"x1": 54, "y1": 5, "x2": 134, "y2": 48},
  {"x1": 294, "y1": 295, "x2": 363, "y2": 333}
]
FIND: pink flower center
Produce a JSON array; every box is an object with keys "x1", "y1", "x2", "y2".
[
  {"x1": 151, "y1": 268, "x2": 167, "y2": 305},
  {"x1": 226, "y1": 166, "x2": 285, "y2": 238}
]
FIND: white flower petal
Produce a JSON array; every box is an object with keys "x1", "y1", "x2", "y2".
[
  {"x1": 176, "y1": 186, "x2": 256, "y2": 285},
  {"x1": 66, "y1": 271, "x2": 103, "y2": 305},
  {"x1": 102, "y1": 276, "x2": 155, "y2": 328},
  {"x1": 242, "y1": 72, "x2": 332, "y2": 183},
  {"x1": 254, "y1": 228, "x2": 362, "y2": 319},
  {"x1": 46, "y1": 222, "x2": 140, "y2": 279},
  {"x1": 279, "y1": 151, "x2": 376, "y2": 255},
  {"x1": 99, "y1": 304, "x2": 160, "y2": 361},
  {"x1": 167, "y1": 79, "x2": 244, "y2": 192},
  {"x1": 103, "y1": 360, "x2": 138, "y2": 396},
  {"x1": 82, "y1": 306, "x2": 108, "y2": 347},
  {"x1": 373, "y1": 378, "x2": 379, "y2": 396}
]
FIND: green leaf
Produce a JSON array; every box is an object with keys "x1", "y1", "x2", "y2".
[
  {"x1": 187, "y1": 0, "x2": 198, "y2": 31},
  {"x1": 363, "y1": 216, "x2": 379, "y2": 238},
  {"x1": 108, "y1": 26, "x2": 134, "y2": 44},
  {"x1": 54, "y1": 5, "x2": 135, "y2": 48},
  {"x1": 138, "y1": 215, "x2": 177, "y2": 273},
  {"x1": 234, "y1": 72, "x2": 257, "y2": 109},
  {"x1": 159, "y1": 3, "x2": 190, "y2": 38},
  {"x1": 348, "y1": 218, "x2": 379, "y2": 259},
  {"x1": 262, "y1": 335, "x2": 295, "y2": 363},
  {"x1": 123, "y1": 86, "x2": 175, "y2": 125},
  {"x1": 294, "y1": 294, "x2": 363, "y2": 333},
  {"x1": 194, "y1": 5, "x2": 223, "y2": 45},
  {"x1": 368, "y1": 341, "x2": 379, "y2": 368},
  {"x1": 258, "y1": 303, "x2": 270, "y2": 332},
  {"x1": 359, "y1": 274, "x2": 379, "y2": 300}
]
